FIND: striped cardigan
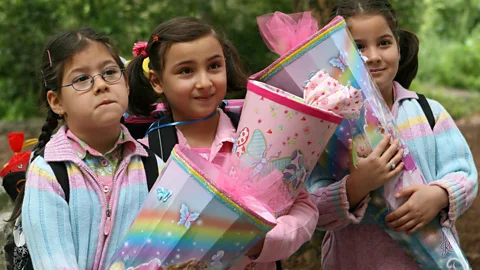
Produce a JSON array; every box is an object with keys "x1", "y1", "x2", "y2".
[
  {"x1": 307, "y1": 82, "x2": 478, "y2": 269},
  {"x1": 22, "y1": 125, "x2": 165, "y2": 270}
]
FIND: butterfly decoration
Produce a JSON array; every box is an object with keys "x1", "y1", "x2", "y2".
[
  {"x1": 157, "y1": 187, "x2": 172, "y2": 202},
  {"x1": 239, "y1": 129, "x2": 292, "y2": 182},
  {"x1": 177, "y1": 204, "x2": 200, "y2": 230},
  {"x1": 233, "y1": 127, "x2": 250, "y2": 158},
  {"x1": 282, "y1": 150, "x2": 309, "y2": 191},
  {"x1": 210, "y1": 250, "x2": 224, "y2": 269},
  {"x1": 329, "y1": 53, "x2": 348, "y2": 72}
]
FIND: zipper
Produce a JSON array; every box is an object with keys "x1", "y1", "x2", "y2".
[
  {"x1": 104, "y1": 208, "x2": 112, "y2": 235},
  {"x1": 75, "y1": 147, "x2": 130, "y2": 269}
]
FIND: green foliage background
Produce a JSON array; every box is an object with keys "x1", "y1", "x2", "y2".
[{"x1": 0, "y1": 0, "x2": 479, "y2": 120}]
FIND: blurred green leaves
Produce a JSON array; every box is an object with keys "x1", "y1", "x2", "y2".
[{"x1": 0, "y1": 0, "x2": 479, "y2": 120}]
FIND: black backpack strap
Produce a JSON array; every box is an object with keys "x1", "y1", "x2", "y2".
[
  {"x1": 146, "y1": 106, "x2": 240, "y2": 162},
  {"x1": 219, "y1": 101, "x2": 240, "y2": 129},
  {"x1": 148, "y1": 114, "x2": 178, "y2": 163},
  {"x1": 223, "y1": 110, "x2": 240, "y2": 129},
  {"x1": 139, "y1": 144, "x2": 159, "y2": 191},
  {"x1": 38, "y1": 149, "x2": 70, "y2": 203},
  {"x1": 416, "y1": 93, "x2": 435, "y2": 130}
]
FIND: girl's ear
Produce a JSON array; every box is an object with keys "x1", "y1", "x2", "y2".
[
  {"x1": 47, "y1": 90, "x2": 64, "y2": 116},
  {"x1": 149, "y1": 70, "x2": 164, "y2": 95}
]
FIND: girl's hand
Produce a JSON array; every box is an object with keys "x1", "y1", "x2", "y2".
[
  {"x1": 347, "y1": 134, "x2": 404, "y2": 208},
  {"x1": 385, "y1": 184, "x2": 449, "y2": 234}
]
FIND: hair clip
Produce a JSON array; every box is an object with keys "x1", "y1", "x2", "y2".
[
  {"x1": 152, "y1": 34, "x2": 160, "y2": 43},
  {"x1": 47, "y1": 50, "x2": 53, "y2": 67},
  {"x1": 132, "y1": 41, "x2": 148, "y2": 57},
  {"x1": 40, "y1": 69, "x2": 48, "y2": 88},
  {"x1": 40, "y1": 69, "x2": 56, "y2": 90}
]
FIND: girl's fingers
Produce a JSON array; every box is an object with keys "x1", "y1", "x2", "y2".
[
  {"x1": 389, "y1": 147, "x2": 404, "y2": 165},
  {"x1": 387, "y1": 212, "x2": 412, "y2": 228},
  {"x1": 395, "y1": 219, "x2": 418, "y2": 232},
  {"x1": 384, "y1": 147, "x2": 404, "y2": 172},
  {"x1": 386, "y1": 200, "x2": 409, "y2": 222},
  {"x1": 407, "y1": 222, "x2": 425, "y2": 235},
  {"x1": 387, "y1": 161, "x2": 404, "y2": 179},
  {"x1": 371, "y1": 134, "x2": 392, "y2": 157},
  {"x1": 380, "y1": 138, "x2": 400, "y2": 161}
]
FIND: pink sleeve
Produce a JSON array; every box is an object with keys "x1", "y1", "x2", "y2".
[
  {"x1": 252, "y1": 188, "x2": 318, "y2": 263},
  {"x1": 309, "y1": 175, "x2": 370, "y2": 231}
]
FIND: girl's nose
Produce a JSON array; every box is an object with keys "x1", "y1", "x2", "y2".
[
  {"x1": 92, "y1": 75, "x2": 109, "y2": 94},
  {"x1": 195, "y1": 71, "x2": 213, "y2": 90},
  {"x1": 365, "y1": 47, "x2": 381, "y2": 64}
]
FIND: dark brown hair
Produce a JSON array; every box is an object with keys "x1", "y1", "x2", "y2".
[
  {"x1": 332, "y1": 0, "x2": 419, "y2": 88},
  {"x1": 7, "y1": 28, "x2": 123, "y2": 222},
  {"x1": 127, "y1": 17, "x2": 248, "y2": 117}
]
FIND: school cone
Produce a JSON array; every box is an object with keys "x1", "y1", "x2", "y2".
[
  {"x1": 107, "y1": 145, "x2": 276, "y2": 270},
  {"x1": 252, "y1": 12, "x2": 471, "y2": 270}
]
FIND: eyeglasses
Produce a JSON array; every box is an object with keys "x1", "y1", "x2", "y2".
[{"x1": 55, "y1": 66, "x2": 125, "y2": 92}]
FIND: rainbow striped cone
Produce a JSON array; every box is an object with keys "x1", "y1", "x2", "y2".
[{"x1": 107, "y1": 145, "x2": 276, "y2": 270}]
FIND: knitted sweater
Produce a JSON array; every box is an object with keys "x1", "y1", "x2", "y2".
[
  {"x1": 22, "y1": 125, "x2": 165, "y2": 270},
  {"x1": 307, "y1": 82, "x2": 478, "y2": 269}
]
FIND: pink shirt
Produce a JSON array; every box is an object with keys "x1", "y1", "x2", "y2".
[
  {"x1": 190, "y1": 148, "x2": 211, "y2": 160},
  {"x1": 66, "y1": 129, "x2": 127, "y2": 203},
  {"x1": 141, "y1": 109, "x2": 319, "y2": 269}
]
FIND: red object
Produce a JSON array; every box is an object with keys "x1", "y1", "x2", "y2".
[{"x1": 0, "y1": 132, "x2": 32, "y2": 178}]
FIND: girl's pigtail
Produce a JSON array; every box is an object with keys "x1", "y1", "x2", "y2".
[
  {"x1": 34, "y1": 109, "x2": 60, "y2": 156},
  {"x1": 223, "y1": 40, "x2": 248, "y2": 98},
  {"x1": 395, "y1": 29, "x2": 419, "y2": 89},
  {"x1": 127, "y1": 55, "x2": 159, "y2": 117},
  {"x1": 6, "y1": 187, "x2": 25, "y2": 222}
]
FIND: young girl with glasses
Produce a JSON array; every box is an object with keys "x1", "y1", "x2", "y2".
[{"x1": 16, "y1": 28, "x2": 165, "y2": 269}]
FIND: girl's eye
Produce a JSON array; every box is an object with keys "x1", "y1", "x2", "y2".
[
  {"x1": 209, "y1": 62, "x2": 222, "y2": 70},
  {"x1": 103, "y1": 68, "x2": 118, "y2": 76},
  {"x1": 179, "y1": 68, "x2": 193, "y2": 75},
  {"x1": 72, "y1": 75, "x2": 90, "y2": 84},
  {"x1": 355, "y1": 43, "x2": 365, "y2": 50},
  {"x1": 379, "y1": 40, "x2": 391, "y2": 46}
]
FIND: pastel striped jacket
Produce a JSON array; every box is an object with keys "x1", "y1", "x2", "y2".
[
  {"x1": 22, "y1": 125, "x2": 165, "y2": 270},
  {"x1": 307, "y1": 82, "x2": 478, "y2": 269}
]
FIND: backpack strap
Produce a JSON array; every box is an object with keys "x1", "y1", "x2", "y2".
[
  {"x1": 139, "y1": 144, "x2": 159, "y2": 191},
  {"x1": 148, "y1": 114, "x2": 178, "y2": 163},
  {"x1": 223, "y1": 111, "x2": 240, "y2": 129},
  {"x1": 147, "y1": 107, "x2": 240, "y2": 162},
  {"x1": 219, "y1": 101, "x2": 240, "y2": 129},
  {"x1": 416, "y1": 93, "x2": 435, "y2": 130},
  {"x1": 38, "y1": 149, "x2": 70, "y2": 203}
]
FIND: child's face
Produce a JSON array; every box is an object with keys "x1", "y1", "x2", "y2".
[
  {"x1": 48, "y1": 41, "x2": 129, "y2": 133},
  {"x1": 150, "y1": 34, "x2": 227, "y2": 121},
  {"x1": 347, "y1": 15, "x2": 400, "y2": 95}
]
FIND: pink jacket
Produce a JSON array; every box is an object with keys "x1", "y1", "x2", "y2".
[{"x1": 141, "y1": 109, "x2": 318, "y2": 269}]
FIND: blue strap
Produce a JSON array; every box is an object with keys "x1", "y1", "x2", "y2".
[{"x1": 144, "y1": 101, "x2": 228, "y2": 136}]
